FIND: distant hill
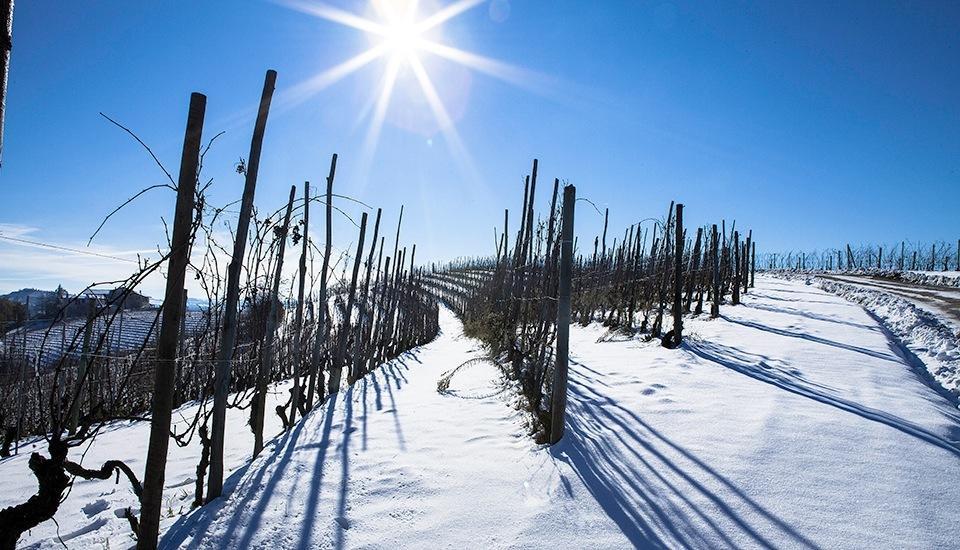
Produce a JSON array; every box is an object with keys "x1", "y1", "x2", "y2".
[{"x1": 0, "y1": 288, "x2": 56, "y2": 315}]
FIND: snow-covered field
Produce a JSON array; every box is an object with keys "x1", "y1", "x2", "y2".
[{"x1": 4, "y1": 276, "x2": 960, "y2": 549}]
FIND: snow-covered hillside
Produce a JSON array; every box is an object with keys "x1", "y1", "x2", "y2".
[{"x1": 3, "y1": 276, "x2": 960, "y2": 549}]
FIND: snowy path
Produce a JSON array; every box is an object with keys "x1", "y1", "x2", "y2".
[
  {"x1": 162, "y1": 276, "x2": 960, "y2": 550},
  {"x1": 820, "y1": 274, "x2": 960, "y2": 330}
]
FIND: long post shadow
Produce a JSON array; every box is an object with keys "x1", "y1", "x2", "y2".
[{"x1": 685, "y1": 339, "x2": 960, "y2": 458}]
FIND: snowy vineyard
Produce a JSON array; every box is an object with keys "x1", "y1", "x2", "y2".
[{"x1": 2, "y1": 70, "x2": 960, "y2": 550}]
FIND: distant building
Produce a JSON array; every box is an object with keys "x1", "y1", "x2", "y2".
[
  {"x1": 77, "y1": 287, "x2": 151, "y2": 310},
  {"x1": 109, "y1": 287, "x2": 151, "y2": 310}
]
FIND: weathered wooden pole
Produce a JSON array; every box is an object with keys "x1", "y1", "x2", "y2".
[
  {"x1": 0, "y1": 0, "x2": 12, "y2": 166},
  {"x1": 306, "y1": 154, "x2": 336, "y2": 410},
  {"x1": 750, "y1": 241, "x2": 756, "y2": 287},
  {"x1": 290, "y1": 181, "x2": 310, "y2": 427},
  {"x1": 252, "y1": 184, "x2": 296, "y2": 458},
  {"x1": 731, "y1": 231, "x2": 741, "y2": 305},
  {"x1": 683, "y1": 227, "x2": 702, "y2": 312},
  {"x1": 207, "y1": 69, "x2": 275, "y2": 502},
  {"x1": 330, "y1": 212, "x2": 368, "y2": 394},
  {"x1": 549, "y1": 184, "x2": 575, "y2": 445},
  {"x1": 666, "y1": 203, "x2": 683, "y2": 348},
  {"x1": 138, "y1": 91, "x2": 205, "y2": 550},
  {"x1": 352, "y1": 208, "x2": 381, "y2": 382},
  {"x1": 67, "y1": 300, "x2": 95, "y2": 434},
  {"x1": 601, "y1": 207, "x2": 609, "y2": 259},
  {"x1": 710, "y1": 224, "x2": 720, "y2": 318},
  {"x1": 743, "y1": 230, "x2": 751, "y2": 293}
]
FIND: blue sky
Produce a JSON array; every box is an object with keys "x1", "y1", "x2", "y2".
[{"x1": 1, "y1": 0, "x2": 958, "y2": 297}]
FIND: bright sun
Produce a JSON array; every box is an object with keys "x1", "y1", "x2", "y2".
[
  {"x1": 277, "y1": 0, "x2": 542, "y2": 185},
  {"x1": 382, "y1": 17, "x2": 423, "y2": 60}
]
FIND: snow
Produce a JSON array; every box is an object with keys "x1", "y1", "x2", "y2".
[
  {"x1": 0, "y1": 379, "x2": 296, "y2": 549},
  {"x1": 814, "y1": 275, "x2": 960, "y2": 397},
  {"x1": 4, "y1": 276, "x2": 960, "y2": 549},
  {"x1": 903, "y1": 271, "x2": 960, "y2": 288}
]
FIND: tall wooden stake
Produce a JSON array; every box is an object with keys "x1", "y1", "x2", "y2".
[
  {"x1": 731, "y1": 231, "x2": 741, "y2": 305},
  {"x1": 67, "y1": 300, "x2": 95, "y2": 434},
  {"x1": 329, "y1": 212, "x2": 368, "y2": 394},
  {"x1": 290, "y1": 181, "x2": 310, "y2": 427},
  {"x1": 252, "y1": 184, "x2": 296, "y2": 458},
  {"x1": 710, "y1": 224, "x2": 720, "y2": 318},
  {"x1": 0, "y1": 0, "x2": 12, "y2": 166},
  {"x1": 666, "y1": 203, "x2": 683, "y2": 348},
  {"x1": 138, "y1": 91, "x2": 205, "y2": 550},
  {"x1": 307, "y1": 154, "x2": 336, "y2": 409},
  {"x1": 208, "y1": 69, "x2": 275, "y2": 502},
  {"x1": 549, "y1": 184, "x2": 575, "y2": 445}
]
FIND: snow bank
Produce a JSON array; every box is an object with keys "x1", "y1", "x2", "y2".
[
  {"x1": 898, "y1": 270, "x2": 960, "y2": 288},
  {"x1": 815, "y1": 277, "x2": 960, "y2": 399}
]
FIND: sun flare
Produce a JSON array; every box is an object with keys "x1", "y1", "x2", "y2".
[
  {"x1": 381, "y1": 16, "x2": 424, "y2": 60},
  {"x1": 276, "y1": 0, "x2": 541, "y2": 186}
]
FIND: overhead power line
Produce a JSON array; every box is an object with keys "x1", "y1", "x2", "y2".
[{"x1": 0, "y1": 232, "x2": 140, "y2": 264}]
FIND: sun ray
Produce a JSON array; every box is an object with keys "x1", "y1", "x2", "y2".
[
  {"x1": 280, "y1": 43, "x2": 390, "y2": 109},
  {"x1": 274, "y1": 0, "x2": 387, "y2": 36},
  {"x1": 419, "y1": 40, "x2": 558, "y2": 93},
  {"x1": 416, "y1": 0, "x2": 486, "y2": 32},
  {"x1": 355, "y1": 56, "x2": 403, "y2": 191},
  {"x1": 363, "y1": 57, "x2": 402, "y2": 158},
  {"x1": 270, "y1": 0, "x2": 552, "y2": 195},
  {"x1": 408, "y1": 55, "x2": 483, "y2": 195}
]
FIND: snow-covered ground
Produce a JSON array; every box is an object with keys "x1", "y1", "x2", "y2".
[
  {"x1": 814, "y1": 274, "x2": 960, "y2": 396},
  {"x1": 4, "y1": 275, "x2": 960, "y2": 549},
  {"x1": 1, "y1": 380, "x2": 296, "y2": 549}
]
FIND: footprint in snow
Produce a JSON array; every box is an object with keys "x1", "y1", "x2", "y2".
[
  {"x1": 335, "y1": 516, "x2": 351, "y2": 530},
  {"x1": 82, "y1": 499, "x2": 109, "y2": 517}
]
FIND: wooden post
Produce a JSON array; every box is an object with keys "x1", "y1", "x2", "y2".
[
  {"x1": 683, "y1": 227, "x2": 702, "y2": 312},
  {"x1": 743, "y1": 230, "x2": 751, "y2": 293},
  {"x1": 290, "y1": 181, "x2": 310, "y2": 428},
  {"x1": 208, "y1": 70, "x2": 275, "y2": 502},
  {"x1": 0, "y1": 0, "x2": 12, "y2": 165},
  {"x1": 306, "y1": 154, "x2": 336, "y2": 410},
  {"x1": 138, "y1": 91, "x2": 204, "y2": 550},
  {"x1": 668, "y1": 204, "x2": 683, "y2": 347},
  {"x1": 732, "y1": 231, "x2": 741, "y2": 305},
  {"x1": 750, "y1": 241, "x2": 756, "y2": 287},
  {"x1": 329, "y1": 212, "x2": 367, "y2": 394},
  {"x1": 549, "y1": 184, "x2": 575, "y2": 445},
  {"x1": 67, "y1": 300, "x2": 95, "y2": 434},
  {"x1": 710, "y1": 224, "x2": 720, "y2": 318},
  {"x1": 601, "y1": 207, "x2": 609, "y2": 259},
  {"x1": 252, "y1": 184, "x2": 296, "y2": 458},
  {"x1": 353, "y1": 208, "x2": 381, "y2": 381}
]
